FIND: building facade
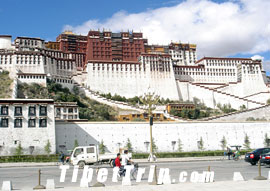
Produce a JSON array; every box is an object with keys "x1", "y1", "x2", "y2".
[
  {"x1": 0, "y1": 31, "x2": 269, "y2": 110},
  {"x1": 0, "y1": 35, "x2": 77, "y2": 90},
  {"x1": 0, "y1": 99, "x2": 56, "y2": 155},
  {"x1": 86, "y1": 30, "x2": 147, "y2": 63},
  {"x1": 85, "y1": 53, "x2": 179, "y2": 100},
  {"x1": 56, "y1": 31, "x2": 87, "y2": 70},
  {"x1": 54, "y1": 102, "x2": 79, "y2": 120},
  {"x1": 169, "y1": 43, "x2": 197, "y2": 66}
]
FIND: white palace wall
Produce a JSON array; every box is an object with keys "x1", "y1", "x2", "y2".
[
  {"x1": 176, "y1": 81, "x2": 260, "y2": 109},
  {"x1": 85, "y1": 61, "x2": 179, "y2": 100},
  {"x1": 55, "y1": 122, "x2": 270, "y2": 153}
]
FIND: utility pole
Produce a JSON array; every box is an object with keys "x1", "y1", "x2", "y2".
[{"x1": 149, "y1": 115, "x2": 154, "y2": 161}]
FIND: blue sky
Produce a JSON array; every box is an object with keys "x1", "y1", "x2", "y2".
[{"x1": 0, "y1": 0, "x2": 269, "y2": 72}]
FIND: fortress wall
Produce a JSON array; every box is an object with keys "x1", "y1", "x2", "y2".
[{"x1": 56, "y1": 121, "x2": 270, "y2": 153}]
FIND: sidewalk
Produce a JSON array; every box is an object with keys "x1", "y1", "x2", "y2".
[
  {"x1": 15, "y1": 180, "x2": 270, "y2": 191},
  {"x1": 0, "y1": 156, "x2": 225, "y2": 168}
]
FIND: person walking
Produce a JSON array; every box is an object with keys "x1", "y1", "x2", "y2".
[
  {"x1": 227, "y1": 147, "x2": 233, "y2": 160},
  {"x1": 59, "y1": 151, "x2": 65, "y2": 164}
]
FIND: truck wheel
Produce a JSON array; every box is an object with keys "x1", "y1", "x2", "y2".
[
  {"x1": 109, "y1": 160, "x2": 114, "y2": 168},
  {"x1": 78, "y1": 161, "x2": 85, "y2": 168}
]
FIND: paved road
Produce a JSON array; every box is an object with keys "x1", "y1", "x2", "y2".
[{"x1": 0, "y1": 160, "x2": 269, "y2": 189}]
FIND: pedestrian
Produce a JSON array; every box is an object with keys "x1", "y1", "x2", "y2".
[
  {"x1": 115, "y1": 153, "x2": 121, "y2": 167},
  {"x1": 59, "y1": 151, "x2": 65, "y2": 164},
  {"x1": 122, "y1": 150, "x2": 133, "y2": 166},
  {"x1": 227, "y1": 147, "x2": 232, "y2": 160}
]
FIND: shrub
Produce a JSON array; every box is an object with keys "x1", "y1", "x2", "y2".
[
  {"x1": 99, "y1": 140, "x2": 106, "y2": 154},
  {"x1": 198, "y1": 137, "x2": 204, "y2": 151},
  {"x1": 243, "y1": 133, "x2": 251, "y2": 150},
  {"x1": 220, "y1": 136, "x2": 227, "y2": 150},
  {"x1": 44, "y1": 140, "x2": 51, "y2": 155},
  {"x1": 15, "y1": 144, "x2": 23, "y2": 156},
  {"x1": 125, "y1": 138, "x2": 133, "y2": 152},
  {"x1": 177, "y1": 138, "x2": 183, "y2": 152},
  {"x1": 74, "y1": 139, "x2": 79, "y2": 149}
]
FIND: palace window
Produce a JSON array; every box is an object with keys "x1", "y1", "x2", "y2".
[
  {"x1": 39, "y1": 118, "x2": 47, "y2": 128},
  {"x1": 14, "y1": 119, "x2": 22, "y2": 128},
  {"x1": 14, "y1": 106, "x2": 22, "y2": 116},
  {"x1": 29, "y1": 106, "x2": 36, "y2": 116},
  {"x1": 39, "y1": 106, "x2": 47, "y2": 116},
  {"x1": 28, "y1": 119, "x2": 36, "y2": 128},
  {"x1": 0, "y1": 118, "x2": 8, "y2": 128},
  {"x1": 1, "y1": 106, "x2": 8, "y2": 115}
]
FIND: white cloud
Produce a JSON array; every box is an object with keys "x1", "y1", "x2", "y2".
[
  {"x1": 251, "y1": 55, "x2": 264, "y2": 61},
  {"x1": 64, "y1": 0, "x2": 270, "y2": 58},
  {"x1": 263, "y1": 60, "x2": 270, "y2": 73}
]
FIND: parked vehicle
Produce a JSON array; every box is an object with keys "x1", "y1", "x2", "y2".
[
  {"x1": 70, "y1": 146, "x2": 118, "y2": 168},
  {"x1": 260, "y1": 152, "x2": 270, "y2": 165},
  {"x1": 245, "y1": 148, "x2": 270, "y2": 165}
]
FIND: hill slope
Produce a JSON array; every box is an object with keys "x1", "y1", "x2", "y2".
[
  {"x1": 0, "y1": 71, "x2": 13, "y2": 98},
  {"x1": 17, "y1": 80, "x2": 117, "y2": 121}
]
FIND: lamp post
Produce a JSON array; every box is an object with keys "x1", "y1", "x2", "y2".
[
  {"x1": 149, "y1": 115, "x2": 154, "y2": 161},
  {"x1": 171, "y1": 141, "x2": 176, "y2": 151}
]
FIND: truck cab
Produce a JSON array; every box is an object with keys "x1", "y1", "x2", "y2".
[
  {"x1": 71, "y1": 146, "x2": 99, "y2": 167},
  {"x1": 70, "y1": 145, "x2": 119, "y2": 168}
]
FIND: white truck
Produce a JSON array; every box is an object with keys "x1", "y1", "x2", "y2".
[{"x1": 70, "y1": 146, "x2": 118, "y2": 168}]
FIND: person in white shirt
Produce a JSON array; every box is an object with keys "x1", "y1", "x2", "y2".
[{"x1": 122, "y1": 150, "x2": 132, "y2": 166}]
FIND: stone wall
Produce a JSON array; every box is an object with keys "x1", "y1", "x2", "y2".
[{"x1": 55, "y1": 121, "x2": 270, "y2": 154}]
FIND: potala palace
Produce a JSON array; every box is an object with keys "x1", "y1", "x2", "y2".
[
  {"x1": 0, "y1": 31, "x2": 269, "y2": 110},
  {"x1": 1, "y1": 30, "x2": 270, "y2": 155}
]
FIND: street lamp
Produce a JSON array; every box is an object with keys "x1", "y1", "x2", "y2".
[
  {"x1": 171, "y1": 141, "x2": 176, "y2": 151},
  {"x1": 149, "y1": 116, "x2": 154, "y2": 161}
]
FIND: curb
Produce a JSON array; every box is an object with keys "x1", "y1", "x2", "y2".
[{"x1": 0, "y1": 157, "x2": 230, "y2": 168}]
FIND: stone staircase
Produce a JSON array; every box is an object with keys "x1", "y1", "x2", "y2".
[
  {"x1": 190, "y1": 82, "x2": 265, "y2": 106},
  {"x1": 242, "y1": 91, "x2": 270, "y2": 99},
  {"x1": 198, "y1": 104, "x2": 270, "y2": 121},
  {"x1": 73, "y1": 83, "x2": 185, "y2": 122},
  {"x1": 74, "y1": 83, "x2": 144, "y2": 112}
]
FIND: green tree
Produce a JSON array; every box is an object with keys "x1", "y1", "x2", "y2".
[
  {"x1": 243, "y1": 133, "x2": 251, "y2": 150},
  {"x1": 220, "y1": 136, "x2": 227, "y2": 150},
  {"x1": 177, "y1": 138, "x2": 183, "y2": 152},
  {"x1": 264, "y1": 133, "x2": 270, "y2": 147},
  {"x1": 72, "y1": 86, "x2": 80, "y2": 95},
  {"x1": 44, "y1": 140, "x2": 52, "y2": 155},
  {"x1": 99, "y1": 140, "x2": 106, "y2": 154},
  {"x1": 246, "y1": 117, "x2": 255, "y2": 121},
  {"x1": 152, "y1": 138, "x2": 158, "y2": 153},
  {"x1": 74, "y1": 139, "x2": 79, "y2": 149},
  {"x1": 139, "y1": 92, "x2": 160, "y2": 116},
  {"x1": 15, "y1": 143, "x2": 23, "y2": 156},
  {"x1": 140, "y1": 92, "x2": 160, "y2": 158},
  {"x1": 125, "y1": 138, "x2": 133, "y2": 152},
  {"x1": 198, "y1": 137, "x2": 204, "y2": 151},
  {"x1": 239, "y1": 104, "x2": 247, "y2": 111}
]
